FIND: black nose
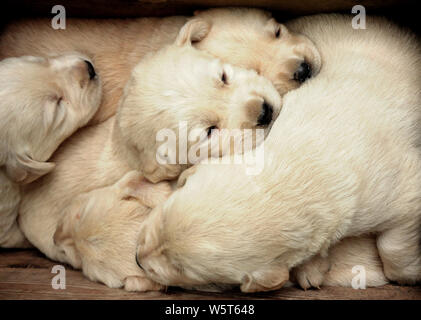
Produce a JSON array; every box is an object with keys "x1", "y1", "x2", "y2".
[
  {"x1": 294, "y1": 61, "x2": 312, "y2": 83},
  {"x1": 84, "y1": 60, "x2": 96, "y2": 80},
  {"x1": 135, "y1": 252, "x2": 144, "y2": 270},
  {"x1": 257, "y1": 101, "x2": 273, "y2": 126}
]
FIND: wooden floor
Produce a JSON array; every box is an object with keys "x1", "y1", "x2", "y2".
[{"x1": 0, "y1": 248, "x2": 420, "y2": 300}]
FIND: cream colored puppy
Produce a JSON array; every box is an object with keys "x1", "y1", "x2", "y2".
[
  {"x1": 18, "y1": 22, "x2": 281, "y2": 275},
  {"x1": 136, "y1": 15, "x2": 421, "y2": 292},
  {"x1": 0, "y1": 54, "x2": 101, "y2": 248},
  {"x1": 0, "y1": 8, "x2": 320, "y2": 124},
  {"x1": 53, "y1": 171, "x2": 170, "y2": 291},
  {"x1": 118, "y1": 19, "x2": 281, "y2": 183}
]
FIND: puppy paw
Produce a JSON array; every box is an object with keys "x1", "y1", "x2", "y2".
[
  {"x1": 124, "y1": 276, "x2": 164, "y2": 292},
  {"x1": 291, "y1": 255, "x2": 330, "y2": 290}
]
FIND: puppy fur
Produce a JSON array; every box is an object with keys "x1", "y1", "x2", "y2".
[
  {"x1": 53, "y1": 171, "x2": 170, "y2": 291},
  {"x1": 17, "y1": 22, "x2": 280, "y2": 288},
  {"x1": 0, "y1": 8, "x2": 321, "y2": 124},
  {"x1": 0, "y1": 54, "x2": 101, "y2": 247},
  {"x1": 136, "y1": 15, "x2": 421, "y2": 292}
]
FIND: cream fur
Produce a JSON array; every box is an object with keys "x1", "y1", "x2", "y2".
[
  {"x1": 0, "y1": 8, "x2": 320, "y2": 124},
  {"x1": 136, "y1": 14, "x2": 421, "y2": 292},
  {"x1": 116, "y1": 23, "x2": 281, "y2": 183},
  {"x1": 321, "y1": 236, "x2": 388, "y2": 288},
  {"x1": 0, "y1": 54, "x2": 101, "y2": 248},
  {"x1": 17, "y1": 24, "x2": 281, "y2": 292},
  {"x1": 53, "y1": 171, "x2": 170, "y2": 291}
]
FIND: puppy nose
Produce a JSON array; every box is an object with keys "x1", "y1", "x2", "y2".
[
  {"x1": 294, "y1": 61, "x2": 312, "y2": 83},
  {"x1": 257, "y1": 101, "x2": 274, "y2": 126},
  {"x1": 84, "y1": 60, "x2": 96, "y2": 80}
]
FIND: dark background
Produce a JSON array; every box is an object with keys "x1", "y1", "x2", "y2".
[{"x1": 1, "y1": 0, "x2": 420, "y2": 34}]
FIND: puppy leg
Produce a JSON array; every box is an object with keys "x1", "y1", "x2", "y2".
[
  {"x1": 377, "y1": 224, "x2": 421, "y2": 284},
  {"x1": 291, "y1": 254, "x2": 330, "y2": 290},
  {"x1": 124, "y1": 276, "x2": 163, "y2": 292}
]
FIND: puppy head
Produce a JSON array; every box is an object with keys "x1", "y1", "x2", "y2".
[
  {"x1": 53, "y1": 170, "x2": 171, "y2": 286},
  {"x1": 193, "y1": 8, "x2": 322, "y2": 95},
  {"x1": 0, "y1": 54, "x2": 102, "y2": 184},
  {"x1": 135, "y1": 171, "x2": 292, "y2": 293},
  {"x1": 117, "y1": 19, "x2": 282, "y2": 183}
]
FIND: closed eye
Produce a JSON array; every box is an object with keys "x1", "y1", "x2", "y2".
[
  {"x1": 207, "y1": 125, "x2": 217, "y2": 137},
  {"x1": 221, "y1": 71, "x2": 228, "y2": 85},
  {"x1": 275, "y1": 26, "x2": 281, "y2": 38}
]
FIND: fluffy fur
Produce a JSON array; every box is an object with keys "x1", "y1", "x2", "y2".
[
  {"x1": 17, "y1": 22, "x2": 281, "y2": 291},
  {"x1": 0, "y1": 8, "x2": 321, "y2": 124},
  {"x1": 53, "y1": 171, "x2": 170, "y2": 291},
  {"x1": 117, "y1": 19, "x2": 281, "y2": 183},
  {"x1": 135, "y1": 14, "x2": 421, "y2": 292},
  {"x1": 0, "y1": 54, "x2": 101, "y2": 247}
]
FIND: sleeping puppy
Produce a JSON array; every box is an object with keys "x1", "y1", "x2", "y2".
[
  {"x1": 0, "y1": 8, "x2": 320, "y2": 124},
  {"x1": 53, "y1": 171, "x2": 170, "y2": 291},
  {"x1": 135, "y1": 15, "x2": 421, "y2": 292},
  {"x1": 0, "y1": 54, "x2": 101, "y2": 248},
  {"x1": 193, "y1": 8, "x2": 321, "y2": 94},
  {"x1": 117, "y1": 18, "x2": 281, "y2": 183},
  {"x1": 18, "y1": 21, "x2": 281, "y2": 271}
]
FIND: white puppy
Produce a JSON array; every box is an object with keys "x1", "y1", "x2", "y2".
[
  {"x1": 135, "y1": 15, "x2": 421, "y2": 292},
  {"x1": 0, "y1": 54, "x2": 101, "y2": 247},
  {"x1": 118, "y1": 18, "x2": 282, "y2": 183},
  {"x1": 18, "y1": 22, "x2": 281, "y2": 291},
  {"x1": 53, "y1": 171, "x2": 170, "y2": 291},
  {"x1": 194, "y1": 8, "x2": 321, "y2": 95}
]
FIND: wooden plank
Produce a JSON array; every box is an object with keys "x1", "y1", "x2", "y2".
[{"x1": 0, "y1": 249, "x2": 420, "y2": 300}]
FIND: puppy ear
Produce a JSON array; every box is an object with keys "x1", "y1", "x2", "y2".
[
  {"x1": 5, "y1": 154, "x2": 55, "y2": 184},
  {"x1": 53, "y1": 212, "x2": 83, "y2": 269},
  {"x1": 117, "y1": 171, "x2": 172, "y2": 208},
  {"x1": 136, "y1": 205, "x2": 165, "y2": 258},
  {"x1": 175, "y1": 18, "x2": 211, "y2": 46},
  {"x1": 240, "y1": 264, "x2": 289, "y2": 293}
]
